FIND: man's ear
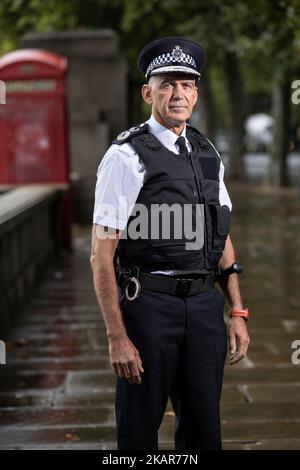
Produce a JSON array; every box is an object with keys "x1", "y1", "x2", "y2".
[{"x1": 141, "y1": 84, "x2": 152, "y2": 105}]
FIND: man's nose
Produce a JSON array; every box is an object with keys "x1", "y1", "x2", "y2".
[{"x1": 172, "y1": 84, "x2": 184, "y2": 100}]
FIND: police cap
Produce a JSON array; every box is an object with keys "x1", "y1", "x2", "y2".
[{"x1": 138, "y1": 37, "x2": 207, "y2": 81}]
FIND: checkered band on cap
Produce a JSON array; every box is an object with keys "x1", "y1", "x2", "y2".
[{"x1": 146, "y1": 48, "x2": 198, "y2": 77}]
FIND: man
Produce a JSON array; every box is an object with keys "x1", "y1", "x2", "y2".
[{"x1": 90, "y1": 37, "x2": 250, "y2": 450}]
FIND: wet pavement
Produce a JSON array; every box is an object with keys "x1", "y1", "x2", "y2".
[{"x1": 1, "y1": 183, "x2": 300, "y2": 450}]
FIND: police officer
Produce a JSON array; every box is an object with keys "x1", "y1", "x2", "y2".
[{"x1": 90, "y1": 37, "x2": 250, "y2": 450}]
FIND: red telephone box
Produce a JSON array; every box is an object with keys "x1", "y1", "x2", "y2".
[
  {"x1": 0, "y1": 49, "x2": 72, "y2": 248},
  {"x1": 0, "y1": 49, "x2": 69, "y2": 183}
]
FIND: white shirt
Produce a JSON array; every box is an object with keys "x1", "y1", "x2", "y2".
[{"x1": 93, "y1": 115, "x2": 232, "y2": 231}]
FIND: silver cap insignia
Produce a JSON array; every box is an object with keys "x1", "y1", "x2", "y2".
[{"x1": 172, "y1": 45, "x2": 184, "y2": 61}]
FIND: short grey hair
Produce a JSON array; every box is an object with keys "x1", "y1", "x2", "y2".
[{"x1": 147, "y1": 75, "x2": 160, "y2": 86}]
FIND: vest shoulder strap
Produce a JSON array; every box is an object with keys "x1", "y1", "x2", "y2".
[
  {"x1": 186, "y1": 123, "x2": 205, "y2": 137},
  {"x1": 113, "y1": 123, "x2": 149, "y2": 145},
  {"x1": 186, "y1": 124, "x2": 214, "y2": 151}
]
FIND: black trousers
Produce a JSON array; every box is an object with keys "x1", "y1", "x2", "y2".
[{"x1": 115, "y1": 286, "x2": 227, "y2": 450}]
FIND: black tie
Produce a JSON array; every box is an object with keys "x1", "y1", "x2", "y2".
[{"x1": 176, "y1": 136, "x2": 189, "y2": 160}]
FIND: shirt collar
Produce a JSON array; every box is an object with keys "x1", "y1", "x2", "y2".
[{"x1": 146, "y1": 114, "x2": 190, "y2": 153}]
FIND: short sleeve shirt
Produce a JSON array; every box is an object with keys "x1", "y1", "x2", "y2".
[{"x1": 93, "y1": 115, "x2": 232, "y2": 230}]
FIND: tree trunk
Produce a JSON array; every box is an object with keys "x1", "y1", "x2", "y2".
[
  {"x1": 270, "y1": 81, "x2": 290, "y2": 186},
  {"x1": 128, "y1": 75, "x2": 143, "y2": 126},
  {"x1": 198, "y1": 72, "x2": 216, "y2": 140},
  {"x1": 223, "y1": 51, "x2": 245, "y2": 180}
]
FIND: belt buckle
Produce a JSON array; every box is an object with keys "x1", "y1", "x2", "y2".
[{"x1": 175, "y1": 278, "x2": 192, "y2": 297}]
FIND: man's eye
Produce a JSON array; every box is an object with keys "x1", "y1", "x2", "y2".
[
  {"x1": 162, "y1": 82, "x2": 172, "y2": 88},
  {"x1": 183, "y1": 83, "x2": 193, "y2": 89}
]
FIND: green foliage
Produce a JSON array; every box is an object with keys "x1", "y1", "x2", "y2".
[
  {"x1": 0, "y1": 0, "x2": 124, "y2": 53},
  {"x1": 1, "y1": 0, "x2": 300, "y2": 80},
  {"x1": 1, "y1": 0, "x2": 300, "y2": 124}
]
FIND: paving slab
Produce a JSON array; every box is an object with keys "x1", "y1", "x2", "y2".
[{"x1": 1, "y1": 188, "x2": 300, "y2": 449}]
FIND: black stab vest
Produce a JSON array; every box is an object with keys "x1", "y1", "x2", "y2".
[{"x1": 113, "y1": 124, "x2": 230, "y2": 272}]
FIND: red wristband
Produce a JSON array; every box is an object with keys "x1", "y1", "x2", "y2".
[{"x1": 229, "y1": 308, "x2": 249, "y2": 321}]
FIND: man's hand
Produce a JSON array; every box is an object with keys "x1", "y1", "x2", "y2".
[
  {"x1": 228, "y1": 317, "x2": 250, "y2": 365},
  {"x1": 108, "y1": 332, "x2": 144, "y2": 384}
]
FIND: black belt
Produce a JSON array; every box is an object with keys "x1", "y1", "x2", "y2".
[{"x1": 119, "y1": 271, "x2": 215, "y2": 298}]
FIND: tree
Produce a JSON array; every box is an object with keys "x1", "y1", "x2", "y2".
[
  {"x1": 0, "y1": 0, "x2": 125, "y2": 54},
  {"x1": 2, "y1": 0, "x2": 300, "y2": 185}
]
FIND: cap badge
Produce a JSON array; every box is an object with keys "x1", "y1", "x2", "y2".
[{"x1": 172, "y1": 45, "x2": 184, "y2": 61}]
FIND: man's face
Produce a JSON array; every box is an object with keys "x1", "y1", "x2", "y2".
[{"x1": 142, "y1": 74, "x2": 198, "y2": 127}]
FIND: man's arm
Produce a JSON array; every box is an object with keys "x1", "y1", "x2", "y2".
[
  {"x1": 90, "y1": 224, "x2": 144, "y2": 384},
  {"x1": 218, "y1": 235, "x2": 250, "y2": 365}
]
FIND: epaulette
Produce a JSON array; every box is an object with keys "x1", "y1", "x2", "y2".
[{"x1": 113, "y1": 123, "x2": 149, "y2": 145}]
